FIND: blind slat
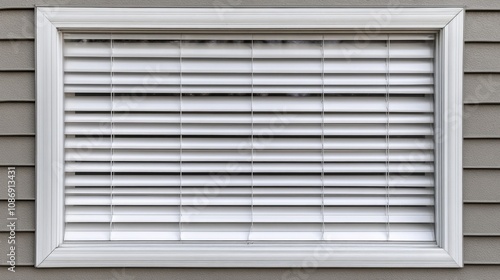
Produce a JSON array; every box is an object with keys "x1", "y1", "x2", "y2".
[
  {"x1": 65, "y1": 174, "x2": 434, "y2": 187},
  {"x1": 65, "y1": 112, "x2": 434, "y2": 124},
  {"x1": 65, "y1": 162, "x2": 434, "y2": 173},
  {"x1": 65, "y1": 149, "x2": 435, "y2": 162},
  {"x1": 65, "y1": 123, "x2": 434, "y2": 136},
  {"x1": 65, "y1": 96, "x2": 434, "y2": 112}
]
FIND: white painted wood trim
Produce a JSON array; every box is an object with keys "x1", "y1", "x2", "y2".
[
  {"x1": 36, "y1": 7, "x2": 464, "y2": 268},
  {"x1": 36, "y1": 9, "x2": 65, "y2": 267},
  {"x1": 439, "y1": 9, "x2": 464, "y2": 267},
  {"x1": 38, "y1": 7, "x2": 462, "y2": 30},
  {"x1": 38, "y1": 244, "x2": 459, "y2": 268}
]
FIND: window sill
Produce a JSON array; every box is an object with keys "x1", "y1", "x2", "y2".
[{"x1": 38, "y1": 243, "x2": 460, "y2": 268}]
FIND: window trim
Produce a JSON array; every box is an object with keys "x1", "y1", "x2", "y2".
[{"x1": 36, "y1": 7, "x2": 463, "y2": 268}]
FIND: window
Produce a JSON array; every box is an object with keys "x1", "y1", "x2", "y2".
[{"x1": 36, "y1": 7, "x2": 463, "y2": 267}]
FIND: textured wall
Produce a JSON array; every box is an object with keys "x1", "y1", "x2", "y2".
[{"x1": 1, "y1": 1, "x2": 500, "y2": 279}]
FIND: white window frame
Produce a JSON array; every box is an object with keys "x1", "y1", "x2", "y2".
[{"x1": 36, "y1": 7, "x2": 463, "y2": 268}]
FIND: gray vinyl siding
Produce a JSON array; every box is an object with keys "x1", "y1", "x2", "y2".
[
  {"x1": 464, "y1": 74, "x2": 500, "y2": 103},
  {"x1": 5, "y1": 266, "x2": 500, "y2": 280},
  {"x1": 0, "y1": 10, "x2": 33, "y2": 39},
  {"x1": 0, "y1": 41, "x2": 34, "y2": 70},
  {"x1": 1, "y1": 1, "x2": 500, "y2": 279},
  {"x1": 464, "y1": 204, "x2": 500, "y2": 234},
  {"x1": 464, "y1": 105, "x2": 500, "y2": 137},
  {"x1": 0, "y1": 167, "x2": 34, "y2": 200},
  {"x1": 0, "y1": 201, "x2": 34, "y2": 231},
  {"x1": 0, "y1": 233, "x2": 33, "y2": 266},
  {"x1": 464, "y1": 140, "x2": 500, "y2": 167},
  {"x1": 465, "y1": 43, "x2": 500, "y2": 72},
  {"x1": 464, "y1": 169, "x2": 500, "y2": 202},
  {"x1": 465, "y1": 12, "x2": 500, "y2": 41},
  {"x1": 0, "y1": 72, "x2": 35, "y2": 101},
  {"x1": 0, "y1": 103, "x2": 34, "y2": 135}
]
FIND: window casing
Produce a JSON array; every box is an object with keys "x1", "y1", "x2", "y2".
[{"x1": 36, "y1": 7, "x2": 463, "y2": 267}]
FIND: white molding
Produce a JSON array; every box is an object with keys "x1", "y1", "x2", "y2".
[
  {"x1": 36, "y1": 9, "x2": 65, "y2": 266},
  {"x1": 38, "y1": 244, "x2": 459, "y2": 268},
  {"x1": 36, "y1": 7, "x2": 464, "y2": 268},
  {"x1": 439, "y1": 9, "x2": 464, "y2": 267},
  {"x1": 38, "y1": 7, "x2": 462, "y2": 30}
]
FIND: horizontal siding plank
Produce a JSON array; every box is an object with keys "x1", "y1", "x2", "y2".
[
  {"x1": 0, "y1": 201, "x2": 34, "y2": 231},
  {"x1": 465, "y1": 43, "x2": 500, "y2": 73},
  {"x1": 0, "y1": 10, "x2": 33, "y2": 39},
  {"x1": 465, "y1": 12, "x2": 500, "y2": 42},
  {"x1": 465, "y1": 204, "x2": 500, "y2": 235},
  {"x1": 0, "y1": 167, "x2": 34, "y2": 200},
  {"x1": 0, "y1": 40, "x2": 33, "y2": 70},
  {"x1": 0, "y1": 103, "x2": 34, "y2": 135},
  {"x1": 0, "y1": 232, "x2": 33, "y2": 266},
  {"x1": 0, "y1": 137, "x2": 34, "y2": 166},
  {"x1": 464, "y1": 139, "x2": 500, "y2": 167},
  {"x1": 0, "y1": 72, "x2": 34, "y2": 101},
  {"x1": 464, "y1": 105, "x2": 500, "y2": 137},
  {"x1": 1, "y1": 0, "x2": 500, "y2": 9},
  {"x1": 5, "y1": 265, "x2": 500, "y2": 278},
  {"x1": 465, "y1": 237, "x2": 500, "y2": 264},
  {"x1": 464, "y1": 74, "x2": 500, "y2": 103},
  {"x1": 464, "y1": 170, "x2": 500, "y2": 202}
]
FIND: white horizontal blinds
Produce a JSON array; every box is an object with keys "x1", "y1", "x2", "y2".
[
  {"x1": 65, "y1": 35, "x2": 110, "y2": 241},
  {"x1": 64, "y1": 35, "x2": 184, "y2": 241},
  {"x1": 63, "y1": 33, "x2": 436, "y2": 242},
  {"x1": 319, "y1": 34, "x2": 435, "y2": 241},
  {"x1": 180, "y1": 37, "x2": 253, "y2": 240}
]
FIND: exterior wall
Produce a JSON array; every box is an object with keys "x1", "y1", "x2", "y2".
[{"x1": 1, "y1": 1, "x2": 500, "y2": 279}]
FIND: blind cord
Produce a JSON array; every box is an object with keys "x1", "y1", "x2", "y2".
[
  {"x1": 109, "y1": 34, "x2": 115, "y2": 241},
  {"x1": 385, "y1": 36, "x2": 391, "y2": 241},
  {"x1": 320, "y1": 36, "x2": 326, "y2": 241},
  {"x1": 179, "y1": 37, "x2": 184, "y2": 241},
  {"x1": 248, "y1": 37, "x2": 255, "y2": 242}
]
